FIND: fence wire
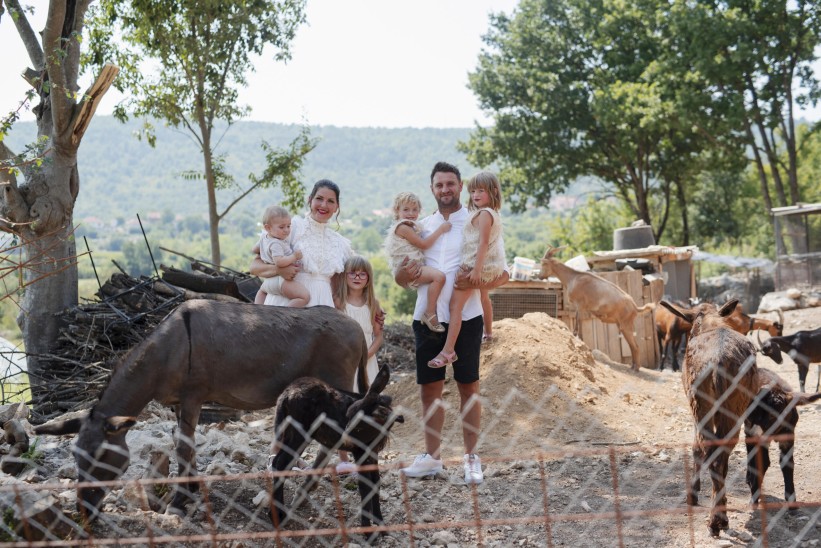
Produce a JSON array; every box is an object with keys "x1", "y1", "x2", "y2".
[{"x1": 2, "y1": 375, "x2": 820, "y2": 547}]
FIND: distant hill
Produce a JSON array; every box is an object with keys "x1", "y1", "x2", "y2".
[{"x1": 5, "y1": 118, "x2": 475, "y2": 223}]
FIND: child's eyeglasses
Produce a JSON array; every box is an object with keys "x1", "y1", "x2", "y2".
[{"x1": 347, "y1": 271, "x2": 368, "y2": 280}]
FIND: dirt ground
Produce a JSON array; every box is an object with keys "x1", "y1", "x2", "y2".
[
  {"x1": 376, "y1": 307, "x2": 821, "y2": 547},
  {"x1": 7, "y1": 306, "x2": 821, "y2": 547}
]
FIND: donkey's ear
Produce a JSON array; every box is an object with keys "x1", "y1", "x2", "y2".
[
  {"x1": 104, "y1": 416, "x2": 137, "y2": 436},
  {"x1": 366, "y1": 365, "x2": 390, "y2": 397},
  {"x1": 34, "y1": 409, "x2": 90, "y2": 436}
]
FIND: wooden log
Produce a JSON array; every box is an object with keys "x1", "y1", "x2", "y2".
[{"x1": 160, "y1": 267, "x2": 244, "y2": 300}]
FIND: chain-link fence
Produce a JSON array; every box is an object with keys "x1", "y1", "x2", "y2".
[{"x1": 2, "y1": 376, "x2": 820, "y2": 546}]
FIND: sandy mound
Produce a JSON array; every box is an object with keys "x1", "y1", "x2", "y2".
[{"x1": 389, "y1": 312, "x2": 692, "y2": 458}]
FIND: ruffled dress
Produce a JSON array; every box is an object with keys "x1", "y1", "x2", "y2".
[
  {"x1": 264, "y1": 215, "x2": 352, "y2": 307},
  {"x1": 461, "y1": 207, "x2": 505, "y2": 283},
  {"x1": 345, "y1": 302, "x2": 379, "y2": 389},
  {"x1": 384, "y1": 219, "x2": 426, "y2": 275}
]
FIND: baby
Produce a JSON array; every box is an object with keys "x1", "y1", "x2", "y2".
[
  {"x1": 384, "y1": 192, "x2": 451, "y2": 332},
  {"x1": 253, "y1": 205, "x2": 309, "y2": 307}
]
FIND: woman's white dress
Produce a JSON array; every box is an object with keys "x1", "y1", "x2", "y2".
[
  {"x1": 264, "y1": 214, "x2": 352, "y2": 307},
  {"x1": 345, "y1": 302, "x2": 378, "y2": 389}
]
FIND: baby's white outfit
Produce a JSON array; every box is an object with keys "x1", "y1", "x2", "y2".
[
  {"x1": 263, "y1": 214, "x2": 352, "y2": 307},
  {"x1": 258, "y1": 233, "x2": 294, "y2": 295}
]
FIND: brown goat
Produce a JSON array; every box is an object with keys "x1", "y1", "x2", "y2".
[
  {"x1": 541, "y1": 246, "x2": 655, "y2": 370},
  {"x1": 745, "y1": 368, "x2": 821, "y2": 506},
  {"x1": 661, "y1": 299, "x2": 818, "y2": 537},
  {"x1": 725, "y1": 304, "x2": 784, "y2": 337},
  {"x1": 654, "y1": 301, "x2": 698, "y2": 372}
]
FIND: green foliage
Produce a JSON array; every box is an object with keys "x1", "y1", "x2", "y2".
[
  {"x1": 460, "y1": 0, "x2": 724, "y2": 239},
  {"x1": 83, "y1": 0, "x2": 311, "y2": 264},
  {"x1": 21, "y1": 437, "x2": 44, "y2": 468},
  {"x1": 544, "y1": 196, "x2": 631, "y2": 257}
]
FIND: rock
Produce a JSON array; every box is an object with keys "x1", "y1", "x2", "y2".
[
  {"x1": 431, "y1": 530, "x2": 459, "y2": 545},
  {"x1": 0, "y1": 401, "x2": 28, "y2": 425},
  {"x1": 0, "y1": 490, "x2": 78, "y2": 541},
  {"x1": 251, "y1": 490, "x2": 269, "y2": 506},
  {"x1": 786, "y1": 288, "x2": 803, "y2": 300},
  {"x1": 758, "y1": 291, "x2": 800, "y2": 313}
]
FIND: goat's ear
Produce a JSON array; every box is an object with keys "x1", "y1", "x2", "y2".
[
  {"x1": 719, "y1": 299, "x2": 739, "y2": 317},
  {"x1": 542, "y1": 245, "x2": 566, "y2": 261},
  {"x1": 794, "y1": 392, "x2": 821, "y2": 406},
  {"x1": 659, "y1": 300, "x2": 694, "y2": 324}
]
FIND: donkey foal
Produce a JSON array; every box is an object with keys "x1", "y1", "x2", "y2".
[{"x1": 269, "y1": 365, "x2": 403, "y2": 536}]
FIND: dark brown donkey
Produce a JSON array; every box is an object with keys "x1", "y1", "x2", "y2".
[{"x1": 35, "y1": 301, "x2": 369, "y2": 521}]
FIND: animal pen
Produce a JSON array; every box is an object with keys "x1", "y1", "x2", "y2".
[
  {"x1": 490, "y1": 245, "x2": 697, "y2": 370},
  {"x1": 2, "y1": 263, "x2": 821, "y2": 546},
  {"x1": 772, "y1": 202, "x2": 821, "y2": 290}
]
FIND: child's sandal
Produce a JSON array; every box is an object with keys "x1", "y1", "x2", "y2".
[
  {"x1": 428, "y1": 351, "x2": 458, "y2": 369},
  {"x1": 422, "y1": 313, "x2": 445, "y2": 333}
]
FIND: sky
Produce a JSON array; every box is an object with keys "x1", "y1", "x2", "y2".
[{"x1": 1, "y1": 0, "x2": 520, "y2": 129}]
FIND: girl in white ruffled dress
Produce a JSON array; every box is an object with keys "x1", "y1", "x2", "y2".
[
  {"x1": 429, "y1": 172, "x2": 505, "y2": 368},
  {"x1": 333, "y1": 255, "x2": 383, "y2": 475},
  {"x1": 384, "y1": 192, "x2": 451, "y2": 332}
]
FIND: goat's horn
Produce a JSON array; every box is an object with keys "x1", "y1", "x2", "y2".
[
  {"x1": 756, "y1": 330, "x2": 763, "y2": 348},
  {"x1": 776, "y1": 309, "x2": 784, "y2": 326}
]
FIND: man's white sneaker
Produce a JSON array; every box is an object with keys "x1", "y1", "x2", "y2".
[
  {"x1": 400, "y1": 453, "x2": 443, "y2": 477},
  {"x1": 464, "y1": 454, "x2": 483, "y2": 485}
]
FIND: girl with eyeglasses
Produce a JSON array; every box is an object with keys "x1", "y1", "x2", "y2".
[{"x1": 333, "y1": 255, "x2": 384, "y2": 475}]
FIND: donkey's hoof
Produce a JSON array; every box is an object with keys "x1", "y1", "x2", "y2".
[{"x1": 708, "y1": 513, "x2": 728, "y2": 537}]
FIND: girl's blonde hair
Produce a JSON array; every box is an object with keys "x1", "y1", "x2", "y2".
[
  {"x1": 466, "y1": 171, "x2": 503, "y2": 211},
  {"x1": 391, "y1": 192, "x2": 423, "y2": 220},
  {"x1": 335, "y1": 255, "x2": 380, "y2": 325}
]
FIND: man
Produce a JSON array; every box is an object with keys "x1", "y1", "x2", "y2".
[{"x1": 395, "y1": 161, "x2": 508, "y2": 484}]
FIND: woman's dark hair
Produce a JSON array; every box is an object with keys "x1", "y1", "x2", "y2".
[{"x1": 308, "y1": 179, "x2": 341, "y2": 225}]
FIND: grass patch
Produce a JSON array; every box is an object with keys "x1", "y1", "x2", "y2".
[{"x1": 1, "y1": 374, "x2": 30, "y2": 405}]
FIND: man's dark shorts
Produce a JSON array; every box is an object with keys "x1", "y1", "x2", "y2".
[{"x1": 412, "y1": 315, "x2": 483, "y2": 385}]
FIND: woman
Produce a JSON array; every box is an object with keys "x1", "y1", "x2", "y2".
[{"x1": 250, "y1": 179, "x2": 352, "y2": 307}]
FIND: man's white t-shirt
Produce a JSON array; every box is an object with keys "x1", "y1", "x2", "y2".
[{"x1": 412, "y1": 206, "x2": 504, "y2": 323}]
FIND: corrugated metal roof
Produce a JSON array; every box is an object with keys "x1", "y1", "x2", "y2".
[{"x1": 771, "y1": 202, "x2": 821, "y2": 216}]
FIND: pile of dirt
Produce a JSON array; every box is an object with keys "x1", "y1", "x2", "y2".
[{"x1": 388, "y1": 312, "x2": 692, "y2": 457}]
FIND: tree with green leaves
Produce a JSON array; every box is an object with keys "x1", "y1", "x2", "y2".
[
  {"x1": 461, "y1": 0, "x2": 752, "y2": 245},
  {"x1": 666, "y1": 0, "x2": 821, "y2": 214},
  {"x1": 464, "y1": 0, "x2": 684, "y2": 241},
  {"x1": 84, "y1": 0, "x2": 314, "y2": 266},
  {"x1": 0, "y1": 0, "x2": 118, "y2": 385}
]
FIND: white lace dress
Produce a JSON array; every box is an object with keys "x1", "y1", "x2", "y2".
[
  {"x1": 461, "y1": 207, "x2": 505, "y2": 283},
  {"x1": 263, "y1": 215, "x2": 352, "y2": 307},
  {"x1": 383, "y1": 220, "x2": 426, "y2": 275},
  {"x1": 345, "y1": 302, "x2": 378, "y2": 390}
]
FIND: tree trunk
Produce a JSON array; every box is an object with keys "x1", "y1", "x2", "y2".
[
  {"x1": 0, "y1": 1, "x2": 116, "y2": 409},
  {"x1": 18, "y1": 223, "x2": 79, "y2": 384},
  {"x1": 200, "y1": 129, "x2": 221, "y2": 266}
]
